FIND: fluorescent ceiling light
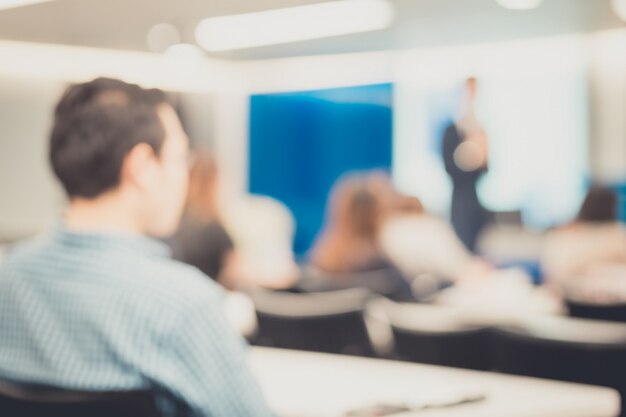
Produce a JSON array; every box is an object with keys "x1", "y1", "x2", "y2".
[
  {"x1": 0, "y1": 0, "x2": 52, "y2": 11},
  {"x1": 195, "y1": 0, "x2": 395, "y2": 52},
  {"x1": 611, "y1": 0, "x2": 626, "y2": 22},
  {"x1": 495, "y1": 0, "x2": 543, "y2": 10}
]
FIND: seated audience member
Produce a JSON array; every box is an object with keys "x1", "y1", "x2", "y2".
[
  {"x1": 0, "y1": 78, "x2": 273, "y2": 417},
  {"x1": 541, "y1": 187, "x2": 626, "y2": 291},
  {"x1": 169, "y1": 153, "x2": 237, "y2": 286},
  {"x1": 307, "y1": 173, "x2": 414, "y2": 301},
  {"x1": 222, "y1": 195, "x2": 299, "y2": 290},
  {"x1": 379, "y1": 194, "x2": 491, "y2": 283}
]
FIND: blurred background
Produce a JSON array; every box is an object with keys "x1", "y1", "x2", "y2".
[{"x1": 1, "y1": 0, "x2": 625, "y2": 252}]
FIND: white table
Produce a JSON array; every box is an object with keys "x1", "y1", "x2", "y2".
[{"x1": 249, "y1": 347, "x2": 620, "y2": 417}]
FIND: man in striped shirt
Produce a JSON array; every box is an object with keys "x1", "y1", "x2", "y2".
[{"x1": 0, "y1": 78, "x2": 274, "y2": 417}]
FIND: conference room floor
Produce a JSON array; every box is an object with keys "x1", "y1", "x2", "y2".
[{"x1": 250, "y1": 347, "x2": 620, "y2": 417}]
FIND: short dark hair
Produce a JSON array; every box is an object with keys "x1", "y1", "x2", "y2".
[
  {"x1": 50, "y1": 77, "x2": 168, "y2": 198},
  {"x1": 577, "y1": 186, "x2": 618, "y2": 223}
]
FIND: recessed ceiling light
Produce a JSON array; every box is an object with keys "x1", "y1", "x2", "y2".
[
  {"x1": 0, "y1": 0, "x2": 52, "y2": 11},
  {"x1": 611, "y1": 0, "x2": 626, "y2": 21},
  {"x1": 195, "y1": 0, "x2": 395, "y2": 52},
  {"x1": 147, "y1": 23, "x2": 181, "y2": 53},
  {"x1": 495, "y1": 0, "x2": 543, "y2": 10}
]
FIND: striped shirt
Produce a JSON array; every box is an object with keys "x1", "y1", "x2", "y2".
[{"x1": 0, "y1": 224, "x2": 273, "y2": 417}]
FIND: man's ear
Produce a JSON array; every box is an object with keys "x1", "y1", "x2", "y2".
[{"x1": 120, "y1": 143, "x2": 159, "y2": 191}]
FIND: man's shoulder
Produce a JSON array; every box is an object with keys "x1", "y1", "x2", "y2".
[
  {"x1": 1, "y1": 236, "x2": 51, "y2": 270},
  {"x1": 128, "y1": 258, "x2": 226, "y2": 334},
  {"x1": 141, "y1": 257, "x2": 222, "y2": 303},
  {"x1": 2, "y1": 236, "x2": 222, "y2": 311}
]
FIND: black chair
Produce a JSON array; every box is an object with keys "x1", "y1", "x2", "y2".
[
  {"x1": 246, "y1": 286, "x2": 376, "y2": 356},
  {"x1": 296, "y1": 266, "x2": 415, "y2": 302},
  {"x1": 0, "y1": 378, "x2": 161, "y2": 417},
  {"x1": 566, "y1": 298, "x2": 626, "y2": 323},
  {"x1": 383, "y1": 302, "x2": 491, "y2": 370},
  {"x1": 491, "y1": 316, "x2": 626, "y2": 416}
]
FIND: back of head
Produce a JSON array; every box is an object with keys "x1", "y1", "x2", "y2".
[
  {"x1": 331, "y1": 175, "x2": 380, "y2": 240},
  {"x1": 577, "y1": 187, "x2": 618, "y2": 223},
  {"x1": 348, "y1": 186, "x2": 380, "y2": 238},
  {"x1": 50, "y1": 78, "x2": 167, "y2": 198},
  {"x1": 311, "y1": 173, "x2": 387, "y2": 272},
  {"x1": 50, "y1": 77, "x2": 190, "y2": 237}
]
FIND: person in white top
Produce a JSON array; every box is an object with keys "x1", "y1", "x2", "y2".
[
  {"x1": 541, "y1": 187, "x2": 626, "y2": 293},
  {"x1": 379, "y1": 194, "x2": 491, "y2": 283}
]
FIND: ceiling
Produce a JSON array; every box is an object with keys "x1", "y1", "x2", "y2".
[{"x1": 0, "y1": 0, "x2": 624, "y2": 60}]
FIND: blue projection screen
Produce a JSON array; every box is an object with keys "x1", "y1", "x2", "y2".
[{"x1": 249, "y1": 83, "x2": 393, "y2": 256}]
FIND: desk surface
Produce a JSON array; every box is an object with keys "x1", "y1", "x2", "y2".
[{"x1": 249, "y1": 347, "x2": 620, "y2": 417}]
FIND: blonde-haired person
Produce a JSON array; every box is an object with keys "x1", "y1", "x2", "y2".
[{"x1": 222, "y1": 194, "x2": 300, "y2": 290}]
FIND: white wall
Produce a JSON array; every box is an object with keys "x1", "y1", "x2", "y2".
[
  {"x1": 589, "y1": 29, "x2": 626, "y2": 184},
  {"x1": 0, "y1": 77, "x2": 65, "y2": 241}
]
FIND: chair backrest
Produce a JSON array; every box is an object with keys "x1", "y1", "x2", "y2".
[
  {"x1": 391, "y1": 326, "x2": 490, "y2": 370},
  {"x1": 296, "y1": 267, "x2": 414, "y2": 302},
  {"x1": 566, "y1": 298, "x2": 626, "y2": 323},
  {"x1": 0, "y1": 379, "x2": 161, "y2": 417},
  {"x1": 384, "y1": 302, "x2": 491, "y2": 370},
  {"x1": 247, "y1": 287, "x2": 375, "y2": 356},
  {"x1": 491, "y1": 316, "x2": 626, "y2": 390}
]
